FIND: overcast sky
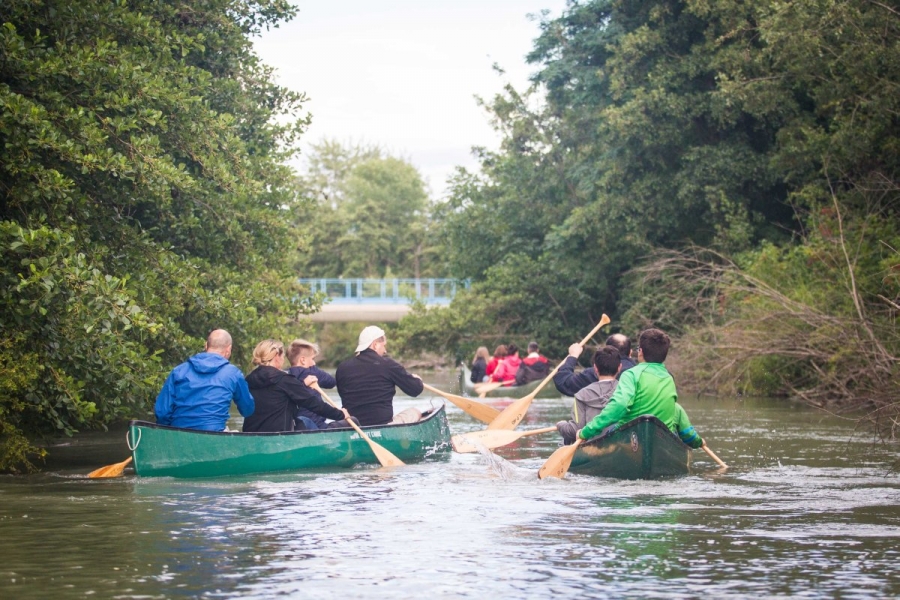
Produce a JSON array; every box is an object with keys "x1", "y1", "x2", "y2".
[{"x1": 253, "y1": 0, "x2": 568, "y2": 199}]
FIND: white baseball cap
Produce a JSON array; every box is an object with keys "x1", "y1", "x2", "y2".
[{"x1": 355, "y1": 325, "x2": 386, "y2": 353}]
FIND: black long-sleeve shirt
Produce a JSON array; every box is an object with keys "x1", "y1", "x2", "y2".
[{"x1": 335, "y1": 349, "x2": 423, "y2": 426}]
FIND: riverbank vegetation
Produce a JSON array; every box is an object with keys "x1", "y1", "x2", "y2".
[
  {"x1": 394, "y1": 0, "x2": 900, "y2": 437},
  {"x1": 0, "y1": 0, "x2": 315, "y2": 470}
]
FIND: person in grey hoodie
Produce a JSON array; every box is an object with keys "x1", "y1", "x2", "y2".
[{"x1": 555, "y1": 346, "x2": 622, "y2": 444}]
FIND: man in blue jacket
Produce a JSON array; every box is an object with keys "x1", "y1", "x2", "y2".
[
  {"x1": 154, "y1": 329, "x2": 255, "y2": 431},
  {"x1": 553, "y1": 333, "x2": 637, "y2": 397}
]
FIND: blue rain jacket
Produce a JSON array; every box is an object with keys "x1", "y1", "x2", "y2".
[{"x1": 154, "y1": 352, "x2": 254, "y2": 431}]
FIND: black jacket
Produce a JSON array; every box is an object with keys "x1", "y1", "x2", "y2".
[
  {"x1": 242, "y1": 365, "x2": 343, "y2": 432},
  {"x1": 515, "y1": 355, "x2": 550, "y2": 386},
  {"x1": 470, "y1": 357, "x2": 487, "y2": 383},
  {"x1": 553, "y1": 355, "x2": 637, "y2": 397},
  {"x1": 335, "y1": 349, "x2": 423, "y2": 426}
]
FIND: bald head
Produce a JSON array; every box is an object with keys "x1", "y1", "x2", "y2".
[
  {"x1": 206, "y1": 329, "x2": 233, "y2": 358},
  {"x1": 605, "y1": 333, "x2": 632, "y2": 359}
]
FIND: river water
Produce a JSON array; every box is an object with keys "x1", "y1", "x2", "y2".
[{"x1": 2, "y1": 372, "x2": 899, "y2": 599}]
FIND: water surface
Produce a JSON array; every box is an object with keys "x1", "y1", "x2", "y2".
[{"x1": 2, "y1": 376, "x2": 899, "y2": 599}]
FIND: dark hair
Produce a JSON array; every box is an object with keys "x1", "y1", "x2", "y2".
[
  {"x1": 592, "y1": 346, "x2": 621, "y2": 376},
  {"x1": 493, "y1": 344, "x2": 508, "y2": 358},
  {"x1": 527, "y1": 341, "x2": 539, "y2": 354},
  {"x1": 638, "y1": 328, "x2": 670, "y2": 363},
  {"x1": 605, "y1": 333, "x2": 631, "y2": 359},
  {"x1": 506, "y1": 343, "x2": 519, "y2": 356}
]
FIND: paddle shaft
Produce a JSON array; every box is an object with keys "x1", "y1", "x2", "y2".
[
  {"x1": 702, "y1": 444, "x2": 728, "y2": 468},
  {"x1": 312, "y1": 384, "x2": 404, "y2": 467},
  {"x1": 487, "y1": 314, "x2": 611, "y2": 430},
  {"x1": 421, "y1": 383, "x2": 500, "y2": 424},
  {"x1": 522, "y1": 313, "x2": 612, "y2": 401},
  {"x1": 451, "y1": 426, "x2": 559, "y2": 453}
]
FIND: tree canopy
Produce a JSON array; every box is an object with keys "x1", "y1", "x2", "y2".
[
  {"x1": 0, "y1": 0, "x2": 312, "y2": 470},
  {"x1": 396, "y1": 0, "x2": 899, "y2": 425}
]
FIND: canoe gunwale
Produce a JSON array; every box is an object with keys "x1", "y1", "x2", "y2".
[
  {"x1": 126, "y1": 401, "x2": 447, "y2": 438},
  {"x1": 458, "y1": 365, "x2": 544, "y2": 397}
]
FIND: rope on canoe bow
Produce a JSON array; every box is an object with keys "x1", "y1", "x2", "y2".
[{"x1": 126, "y1": 427, "x2": 141, "y2": 452}]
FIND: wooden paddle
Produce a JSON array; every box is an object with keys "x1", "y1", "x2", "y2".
[
  {"x1": 451, "y1": 426, "x2": 557, "y2": 453},
  {"x1": 88, "y1": 456, "x2": 133, "y2": 479},
  {"x1": 473, "y1": 380, "x2": 504, "y2": 397},
  {"x1": 702, "y1": 444, "x2": 728, "y2": 468},
  {"x1": 421, "y1": 383, "x2": 500, "y2": 424},
  {"x1": 537, "y1": 439, "x2": 582, "y2": 479},
  {"x1": 487, "y1": 314, "x2": 611, "y2": 430},
  {"x1": 312, "y1": 384, "x2": 405, "y2": 468}
]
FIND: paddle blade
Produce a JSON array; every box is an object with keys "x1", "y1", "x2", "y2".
[
  {"x1": 487, "y1": 395, "x2": 534, "y2": 430},
  {"x1": 88, "y1": 456, "x2": 133, "y2": 478},
  {"x1": 422, "y1": 384, "x2": 500, "y2": 424},
  {"x1": 538, "y1": 439, "x2": 582, "y2": 479},
  {"x1": 452, "y1": 429, "x2": 525, "y2": 453},
  {"x1": 365, "y1": 437, "x2": 405, "y2": 467},
  {"x1": 473, "y1": 381, "x2": 504, "y2": 397}
]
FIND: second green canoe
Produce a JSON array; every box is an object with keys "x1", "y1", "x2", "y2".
[
  {"x1": 569, "y1": 415, "x2": 692, "y2": 479},
  {"x1": 128, "y1": 403, "x2": 452, "y2": 478}
]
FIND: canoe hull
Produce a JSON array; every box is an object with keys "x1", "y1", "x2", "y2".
[
  {"x1": 129, "y1": 404, "x2": 451, "y2": 478},
  {"x1": 569, "y1": 415, "x2": 691, "y2": 479}
]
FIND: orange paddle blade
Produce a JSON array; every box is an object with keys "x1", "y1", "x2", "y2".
[
  {"x1": 422, "y1": 383, "x2": 500, "y2": 424},
  {"x1": 473, "y1": 381, "x2": 504, "y2": 397},
  {"x1": 88, "y1": 456, "x2": 133, "y2": 478},
  {"x1": 538, "y1": 439, "x2": 583, "y2": 479}
]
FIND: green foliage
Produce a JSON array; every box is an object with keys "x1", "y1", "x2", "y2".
[
  {"x1": 295, "y1": 140, "x2": 439, "y2": 278},
  {"x1": 0, "y1": 0, "x2": 312, "y2": 470},
  {"x1": 404, "y1": 0, "x2": 900, "y2": 419}
]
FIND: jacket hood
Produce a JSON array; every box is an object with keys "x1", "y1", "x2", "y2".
[
  {"x1": 187, "y1": 352, "x2": 232, "y2": 374},
  {"x1": 246, "y1": 365, "x2": 286, "y2": 389},
  {"x1": 575, "y1": 379, "x2": 618, "y2": 408}
]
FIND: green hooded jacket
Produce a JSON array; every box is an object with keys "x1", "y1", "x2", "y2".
[{"x1": 578, "y1": 362, "x2": 678, "y2": 440}]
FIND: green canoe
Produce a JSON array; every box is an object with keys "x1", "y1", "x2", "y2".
[
  {"x1": 569, "y1": 415, "x2": 692, "y2": 479},
  {"x1": 458, "y1": 366, "x2": 556, "y2": 398},
  {"x1": 128, "y1": 404, "x2": 451, "y2": 478}
]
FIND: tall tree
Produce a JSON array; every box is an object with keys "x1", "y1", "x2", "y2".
[{"x1": 295, "y1": 140, "x2": 437, "y2": 278}]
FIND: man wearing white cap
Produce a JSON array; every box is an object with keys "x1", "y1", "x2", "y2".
[{"x1": 334, "y1": 325, "x2": 424, "y2": 426}]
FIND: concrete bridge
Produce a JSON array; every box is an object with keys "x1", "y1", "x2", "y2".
[{"x1": 299, "y1": 278, "x2": 468, "y2": 322}]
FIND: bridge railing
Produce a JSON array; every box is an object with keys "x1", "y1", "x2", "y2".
[{"x1": 298, "y1": 278, "x2": 468, "y2": 305}]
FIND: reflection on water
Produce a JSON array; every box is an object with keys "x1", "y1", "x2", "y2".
[{"x1": 2, "y1": 383, "x2": 900, "y2": 599}]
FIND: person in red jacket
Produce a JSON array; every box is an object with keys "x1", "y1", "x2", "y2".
[
  {"x1": 515, "y1": 341, "x2": 550, "y2": 385},
  {"x1": 490, "y1": 344, "x2": 521, "y2": 386},
  {"x1": 485, "y1": 344, "x2": 508, "y2": 379}
]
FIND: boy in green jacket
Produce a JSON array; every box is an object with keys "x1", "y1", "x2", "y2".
[{"x1": 578, "y1": 328, "x2": 705, "y2": 450}]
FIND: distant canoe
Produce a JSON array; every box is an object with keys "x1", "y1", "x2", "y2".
[
  {"x1": 128, "y1": 404, "x2": 451, "y2": 478},
  {"x1": 569, "y1": 415, "x2": 692, "y2": 479},
  {"x1": 458, "y1": 366, "x2": 557, "y2": 398}
]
